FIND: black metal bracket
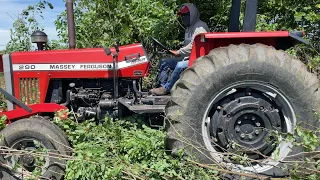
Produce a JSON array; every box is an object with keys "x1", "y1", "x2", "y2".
[
  {"x1": 112, "y1": 43, "x2": 119, "y2": 101},
  {"x1": 228, "y1": 0, "x2": 241, "y2": 32},
  {"x1": 228, "y1": 0, "x2": 259, "y2": 32},
  {"x1": 243, "y1": 0, "x2": 258, "y2": 32},
  {"x1": 289, "y1": 31, "x2": 310, "y2": 45},
  {"x1": 0, "y1": 87, "x2": 32, "y2": 113},
  {"x1": 133, "y1": 80, "x2": 149, "y2": 98},
  {"x1": 102, "y1": 46, "x2": 119, "y2": 101}
]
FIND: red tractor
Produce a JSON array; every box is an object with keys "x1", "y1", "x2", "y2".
[{"x1": 0, "y1": 0, "x2": 318, "y2": 179}]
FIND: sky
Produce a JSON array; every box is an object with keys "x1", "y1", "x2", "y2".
[{"x1": 0, "y1": 0, "x2": 65, "y2": 50}]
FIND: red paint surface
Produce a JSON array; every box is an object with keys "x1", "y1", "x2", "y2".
[
  {"x1": 1, "y1": 31, "x2": 295, "y2": 121},
  {"x1": 188, "y1": 31, "x2": 291, "y2": 66},
  {"x1": 203, "y1": 31, "x2": 289, "y2": 39},
  {"x1": 0, "y1": 103, "x2": 67, "y2": 122},
  {"x1": 12, "y1": 43, "x2": 146, "y2": 64},
  {"x1": 11, "y1": 43, "x2": 149, "y2": 103}
]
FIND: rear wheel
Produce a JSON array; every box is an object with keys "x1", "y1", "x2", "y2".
[
  {"x1": 0, "y1": 117, "x2": 70, "y2": 180},
  {"x1": 165, "y1": 44, "x2": 320, "y2": 178}
]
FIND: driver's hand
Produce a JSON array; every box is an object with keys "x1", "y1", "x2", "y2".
[{"x1": 170, "y1": 50, "x2": 180, "y2": 57}]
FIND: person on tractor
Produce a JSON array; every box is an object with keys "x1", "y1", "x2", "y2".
[{"x1": 150, "y1": 3, "x2": 209, "y2": 95}]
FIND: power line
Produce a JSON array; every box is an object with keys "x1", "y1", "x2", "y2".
[{"x1": 6, "y1": 12, "x2": 16, "y2": 22}]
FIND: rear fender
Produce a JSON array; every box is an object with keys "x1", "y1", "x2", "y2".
[{"x1": 188, "y1": 31, "x2": 309, "y2": 66}]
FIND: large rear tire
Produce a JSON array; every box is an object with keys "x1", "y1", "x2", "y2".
[
  {"x1": 165, "y1": 44, "x2": 320, "y2": 178},
  {"x1": 0, "y1": 117, "x2": 71, "y2": 180}
]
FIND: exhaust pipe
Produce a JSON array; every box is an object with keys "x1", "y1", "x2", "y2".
[{"x1": 66, "y1": 0, "x2": 76, "y2": 49}]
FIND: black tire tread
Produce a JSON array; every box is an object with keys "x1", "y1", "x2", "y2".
[
  {"x1": 0, "y1": 117, "x2": 70, "y2": 180},
  {"x1": 165, "y1": 43, "x2": 320, "y2": 178}
]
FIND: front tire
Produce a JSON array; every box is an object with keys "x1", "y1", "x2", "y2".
[
  {"x1": 165, "y1": 44, "x2": 320, "y2": 178},
  {"x1": 0, "y1": 117, "x2": 71, "y2": 180}
]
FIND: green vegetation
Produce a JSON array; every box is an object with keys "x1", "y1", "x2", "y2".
[
  {"x1": 0, "y1": 110, "x2": 319, "y2": 179},
  {"x1": 4, "y1": 1, "x2": 54, "y2": 53},
  {"x1": 52, "y1": 113, "x2": 220, "y2": 179},
  {"x1": 4, "y1": 0, "x2": 319, "y2": 75},
  {"x1": 55, "y1": 0, "x2": 183, "y2": 50},
  {"x1": 1, "y1": 0, "x2": 320, "y2": 179}
]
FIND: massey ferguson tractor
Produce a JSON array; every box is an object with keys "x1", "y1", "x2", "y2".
[{"x1": 0, "y1": 0, "x2": 319, "y2": 179}]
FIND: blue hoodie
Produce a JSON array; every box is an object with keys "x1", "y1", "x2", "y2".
[{"x1": 177, "y1": 3, "x2": 210, "y2": 61}]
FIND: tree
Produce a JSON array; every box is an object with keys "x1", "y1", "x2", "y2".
[
  {"x1": 53, "y1": 0, "x2": 320, "y2": 79},
  {"x1": 55, "y1": 0, "x2": 187, "y2": 50},
  {"x1": 4, "y1": 1, "x2": 54, "y2": 54}
]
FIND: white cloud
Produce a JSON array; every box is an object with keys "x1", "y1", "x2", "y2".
[{"x1": 0, "y1": 29, "x2": 10, "y2": 50}]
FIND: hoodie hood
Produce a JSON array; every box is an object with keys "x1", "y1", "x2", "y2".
[
  {"x1": 176, "y1": 3, "x2": 210, "y2": 61},
  {"x1": 178, "y1": 3, "x2": 200, "y2": 27}
]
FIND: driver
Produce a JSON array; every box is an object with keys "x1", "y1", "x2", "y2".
[{"x1": 150, "y1": 3, "x2": 209, "y2": 95}]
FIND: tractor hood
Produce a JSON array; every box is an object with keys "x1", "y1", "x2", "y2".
[{"x1": 8, "y1": 43, "x2": 149, "y2": 78}]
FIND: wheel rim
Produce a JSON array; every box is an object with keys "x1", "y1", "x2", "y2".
[
  {"x1": 4, "y1": 138, "x2": 50, "y2": 177},
  {"x1": 202, "y1": 81, "x2": 295, "y2": 173}
]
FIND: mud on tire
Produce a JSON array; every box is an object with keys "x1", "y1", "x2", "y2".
[
  {"x1": 0, "y1": 117, "x2": 70, "y2": 180},
  {"x1": 165, "y1": 44, "x2": 320, "y2": 178}
]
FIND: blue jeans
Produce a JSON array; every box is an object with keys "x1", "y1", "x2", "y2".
[{"x1": 158, "y1": 58, "x2": 189, "y2": 92}]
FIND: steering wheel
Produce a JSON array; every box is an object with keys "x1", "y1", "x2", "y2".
[{"x1": 150, "y1": 36, "x2": 175, "y2": 56}]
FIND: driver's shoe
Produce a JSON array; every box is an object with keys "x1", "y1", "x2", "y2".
[{"x1": 149, "y1": 87, "x2": 168, "y2": 96}]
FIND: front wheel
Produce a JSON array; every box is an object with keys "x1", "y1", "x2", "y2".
[
  {"x1": 165, "y1": 44, "x2": 320, "y2": 178},
  {"x1": 0, "y1": 117, "x2": 71, "y2": 180}
]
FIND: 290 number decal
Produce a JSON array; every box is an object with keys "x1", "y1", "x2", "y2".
[{"x1": 19, "y1": 65, "x2": 36, "y2": 70}]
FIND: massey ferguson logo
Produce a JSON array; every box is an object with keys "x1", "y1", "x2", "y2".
[
  {"x1": 12, "y1": 56, "x2": 148, "y2": 71},
  {"x1": 16, "y1": 64, "x2": 113, "y2": 71},
  {"x1": 49, "y1": 64, "x2": 112, "y2": 70},
  {"x1": 49, "y1": 64, "x2": 76, "y2": 70},
  {"x1": 129, "y1": 56, "x2": 147, "y2": 65}
]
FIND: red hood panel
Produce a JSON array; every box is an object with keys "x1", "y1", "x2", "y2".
[
  {"x1": 10, "y1": 43, "x2": 150, "y2": 78},
  {"x1": 11, "y1": 43, "x2": 147, "y2": 63}
]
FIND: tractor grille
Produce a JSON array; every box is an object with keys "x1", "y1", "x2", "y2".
[{"x1": 19, "y1": 78, "x2": 40, "y2": 104}]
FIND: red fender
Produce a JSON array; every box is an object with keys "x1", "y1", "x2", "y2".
[{"x1": 0, "y1": 103, "x2": 67, "y2": 123}]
